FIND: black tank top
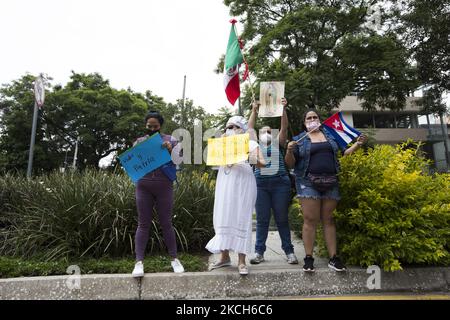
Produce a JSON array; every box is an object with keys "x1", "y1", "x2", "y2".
[{"x1": 307, "y1": 141, "x2": 336, "y2": 174}]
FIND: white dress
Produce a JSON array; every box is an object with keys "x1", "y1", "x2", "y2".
[{"x1": 206, "y1": 140, "x2": 259, "y2": 256}]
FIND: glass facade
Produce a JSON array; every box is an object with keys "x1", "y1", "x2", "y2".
[
  {"x1": 353, "y1": 113, "x2": 416, "y2": 129},
  {"x1": 353, "y1": 113, "x2": 374, "y2": 128},
  {"x1": 374, "y1": 114, "x2": 396, "y2": 128}
]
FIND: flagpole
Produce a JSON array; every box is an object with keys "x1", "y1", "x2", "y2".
[
  {"x1": 238, "y1": 97, "x2": 242, "y2": 116},
  {"x1": 294, "y1": 126, "x2": 320, "y2": 144},
  {"x1": 232, "y1": 22, "x2": 256, "y2": 105},
  {"x1": 181, "y1": 75, "x2": 186, "y2": 127}
]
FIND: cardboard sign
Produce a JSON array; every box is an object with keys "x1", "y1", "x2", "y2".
[
  {"x1": 206, "y1": 133, "x2": 249, "y2": 166},
  {"x1": 118, "y1": 133, "x2": 171, "y2": 183}
]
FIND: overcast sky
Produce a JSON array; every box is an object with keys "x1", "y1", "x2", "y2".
[
  {"x1": 1, "y1": 0, "x2": 448, "y2": 119},
  {"x1": 0, "y1": 0, "x2": 240, "y2": 114}
]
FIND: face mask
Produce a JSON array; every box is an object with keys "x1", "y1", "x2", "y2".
[
  {"x1": 147, "y1": 129, "x2": 160, "y2": 136},
  {"x1": 306, "y1": 120, "x2": 320, "y2": 131},
  {"x1": 260, "y1": 133, "x2": 272, "y2": 146},
  {"x1": 225, "y1": 129, "x2": 236, "y2": 136}
]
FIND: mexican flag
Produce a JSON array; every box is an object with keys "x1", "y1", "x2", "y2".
[{"x1": 224, "y1": 21, "x2": 244, "y2": 106}]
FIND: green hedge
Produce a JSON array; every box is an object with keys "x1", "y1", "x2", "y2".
[
  {"x1": 0, "y1": 253, "x2": 207, "y2": 278},
  {"x1": 315, "y1": 142, "x2": 450, "y2": 271},
  {"x1": 288, "y1": 197, "x2": 303, "y2": 238},
  {"x1": 0, "y1": 169, "x2": 215, "y2": 261}
]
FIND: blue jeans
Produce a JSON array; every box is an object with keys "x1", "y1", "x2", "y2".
[{"x1": 254, "y1": 175, "x2": 294, "y2": 255}]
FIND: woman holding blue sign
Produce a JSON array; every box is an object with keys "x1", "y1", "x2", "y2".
[
  {"x1": 131, "y1": 111, "x2": 184, "y2": 277},
  {"x1": 206, "y1": 116, "x2": 266, "y2": 276}
]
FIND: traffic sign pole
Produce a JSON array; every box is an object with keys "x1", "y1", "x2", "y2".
[
  {"x1": 26, "y1": 101, "x2": 39, "y2": 178},
  {"x1": 27, "y1": 75, "x2": 45, "y2": 178}
]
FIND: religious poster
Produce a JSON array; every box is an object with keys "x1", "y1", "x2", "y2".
[{"x1": 259, "y1": 81, "x2": 285, "y2": 117}]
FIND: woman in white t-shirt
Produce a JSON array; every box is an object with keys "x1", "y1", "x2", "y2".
[{"x1": 206, "y1": 116, "x2": 266, "y2": 275}]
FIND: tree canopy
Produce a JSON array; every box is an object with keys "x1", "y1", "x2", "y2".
[
  {"x1": 0, "y1": 72, "x2": 216, "y2": 174},
  {"x1": 222, "y1": 0, "x2": 434, "y2": 134},
  {"x1": 396, "y1": 0, "x2": 450, "y2": 114}
]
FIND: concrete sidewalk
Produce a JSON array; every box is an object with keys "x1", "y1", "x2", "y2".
[
  {"x1": 1, "y1": 231, "x2": 449, "y2": 299},
  {"x1": 208, "y1": 230, "x2": 326, "y2": 273}
]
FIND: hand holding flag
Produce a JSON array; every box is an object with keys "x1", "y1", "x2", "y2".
[
  {"x1": 321, "y1": 112, "x2": 362, "y2": 149},
  {"x1": 294, "y1": 112, "x2": 364, "y2": 150}
]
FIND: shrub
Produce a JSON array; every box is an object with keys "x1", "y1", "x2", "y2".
[
  {"x1": 316, "y1": 142, "x2": 450, "y2": 271},
  {"x1": 0, "y1": 253, "x2": 207, "y2": 278},
  {"x1": 0, "y1": 169, "x2": 215, "y2": 261},
  {"x1": 288, "y1": 197, "x2": 303, "y2": 238}
]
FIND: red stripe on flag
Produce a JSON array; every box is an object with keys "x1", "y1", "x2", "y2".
[
  {"x1": 225, "y1": 73, "x2": 240, "y2": 105},
  {"x1": 323, "y1": 113, "x2": 344, "y2": 132}
]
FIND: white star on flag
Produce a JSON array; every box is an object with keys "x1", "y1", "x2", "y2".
[
  {"x1": 332, "y1": 119, "x2": 341, "y2": 129},
  {"x1": 322, "y1": 112, "x2": 361, "y2": 149}
]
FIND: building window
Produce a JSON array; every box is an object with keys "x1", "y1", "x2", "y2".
[
  {"x1": 353, "y1": 113, "x2": 374, "y2": 128},
  {"x1": 374, "y1": 114, "x2": 396, "y2": 128},
  {"x1": 396, "y1": 114, "x2": 412, "y2": 128},
  {"x1": 353, "y1": 112, "x2": 418, "y2": 128}
]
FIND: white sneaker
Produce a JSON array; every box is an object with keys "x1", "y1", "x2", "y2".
[
  {"x1": 132, "y1": 261, "x2": 144, "y2": 277},
  {"x1": 286, "y1": 253, "x2": 299, "y2": 264},
  {"x1": 171, "y1": 258, "x2": 184, "y2": 273},
  {"x1": 250, "y1": 253, "x2": 264, "y2": 264}
]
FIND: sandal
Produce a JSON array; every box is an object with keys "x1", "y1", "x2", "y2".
[
  {"x1": 209, "y1": 259, "x2": 231, "y2": 270},
  {"x1": 238, "y1": 264, "x2": 248, "y2": 275}
]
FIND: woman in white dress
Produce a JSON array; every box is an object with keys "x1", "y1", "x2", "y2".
[{"x1": 206, "y1": 116, "x2": 266, "y2": 275}]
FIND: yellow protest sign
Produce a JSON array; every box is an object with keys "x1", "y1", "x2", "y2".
[{"x1": 206, "y1": 133, "x2": 249, "y2": 166}]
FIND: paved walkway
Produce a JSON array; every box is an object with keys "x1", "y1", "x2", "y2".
[
  {"x1": 208, "y1": 230, "x2": 330, "y2": 273},
  {"x1": 1, "y1": 229, "x2": 449, "y2": 299}
]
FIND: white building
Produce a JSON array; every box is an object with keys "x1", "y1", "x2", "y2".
[{"x1": 339, "y1": 96, "x2": 450, "y2": 172}]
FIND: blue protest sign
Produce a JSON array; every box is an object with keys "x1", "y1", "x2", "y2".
[{"x1": 118, "y1": 133, "x2": 172, "y2": 183}]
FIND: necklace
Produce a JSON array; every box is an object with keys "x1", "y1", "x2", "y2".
[{"x1": 224, "y1": 165, "x2": 233, "y2": 175}]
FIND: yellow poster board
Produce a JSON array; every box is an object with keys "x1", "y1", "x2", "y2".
[{"x1": 206, "y1": 133, "x2": 249, "y2": 166}]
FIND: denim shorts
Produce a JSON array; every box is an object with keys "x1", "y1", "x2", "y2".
[{"x1": 295, "y1": 177, "x2": 341, "y2": 201}]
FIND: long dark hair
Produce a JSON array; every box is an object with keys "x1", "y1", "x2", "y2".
[
  {"x1": 144, "y1": 110, "x2": 164, "y2": 126},
  {"x1": 301, "y1": 108, "x2": 321, "y2": 132}
]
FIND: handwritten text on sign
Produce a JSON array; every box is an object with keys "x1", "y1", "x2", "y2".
[
  {"x1": 206, "y1": 133, "x2": 249, "y2": 166},
  {"x1": 118, "y1": 133, "x2": 171, "y2": 183}
]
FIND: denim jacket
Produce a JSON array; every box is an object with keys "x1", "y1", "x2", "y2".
[{"x1": 292, "y1": 128, "x2": 345, "y2": 178}]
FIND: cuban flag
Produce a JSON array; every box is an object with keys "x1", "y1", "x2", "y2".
[{"x1": 322, "y1": 112, "x2": 361, "y2": 149}]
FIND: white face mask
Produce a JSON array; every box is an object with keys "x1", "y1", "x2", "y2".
[
  {"x1": 225, "y1": 129, "x2": 236, "y2": 136},
  {"x1": 259, "y1": 133, "x2": 272, "y2": 146},
  {"x1": 306, "y1": 120, "x2": 321, "y2": 131}
]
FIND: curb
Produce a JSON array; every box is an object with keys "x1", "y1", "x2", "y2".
[{"x1": 1, "y1": 267, "x2": 449, "y2": 300}]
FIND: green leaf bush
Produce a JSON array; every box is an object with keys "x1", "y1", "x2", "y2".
[
  {"x1": 315, "y1": 142, "x2": 450, "y2": 271},
  {"x1": 0, "y1": 169, "x2": 215, "y2": 261},
  {"x1": 0, "y1": 254, "x2": 206, "y2": 278},
  {"x1": 288, "y1": 197, "x2": 303, "y2": 238}
]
